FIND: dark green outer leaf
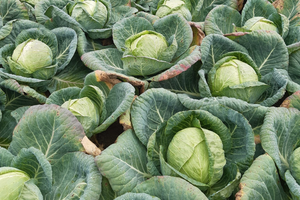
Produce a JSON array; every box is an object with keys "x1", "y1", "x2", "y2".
[
  {"x1": 114, "y1": 192, "x2": 161, "y2": 200},
  {"x1": 273, "y1": 0, "x2": 300, "y2": 22},
  {"x1": 93, "y1": 82, "x2": 135, "y2": 134},
  {"x1": 10, "y1": 106, "x2": 30, "y2": 123},
  {"x1": 268, "y1": 13, "x2": 289, "y2": 38},
  {"x1": 110, "y1": 0, "x2": 129, "y2": 7},
  {"x1": 199, "y1": 104, "x2": 255, "y2": 173},
  {"x1": 241, "y1": 0, "x2": 277, "y2": 24},
  {"x1": 96, "y1": 129, "x2": 151, "y2": 196},
  {"x1": 0, "y1": 147, "x2": 14, "y2": 167},
  {"x1": 204, "y1": 5, "x2": 241, "y2": 35},
  {"x1": 0, "y1": 20, "x2": 14, "y2": 40},
  {"x1": 236, "y1": 154, "x2": 289, "y2": 200},
  {"x1": 287, "y1": 41, "x2": 300, "y2": 57},
  {"x1": 285, "y1": 170, "x2": 300, "y2": 199},
  {"x1": 136, "y1": 11, "x2": 160, "y2": 24},
  {"x1": 0, "y1": 20, "x2": 43, "y2": 47},
  {"x1": 35, "y1": 0, "x2": 69, "y2": 24},
  {"x1": 109, "y1": 5, "x2": 138, "y2": 26},
  {"x1": 273, "y1": 67, "x2": 300, "y2": 94},
  {"x1": 82, "y1": 45, "x2": 201, "y2": 82},
  {"x1": 0, "y1": 88, "x2": 5, "y2": 111},
  {"x1": 232, "y1": 30, "x2": 289, "y2": 76},
  {"x1": 286, "y1": 78, "x2": 300, "y2": 94},
  {"x1": 191, "y1": 0, "x2": 238, "y2": 22},
  {"x1": 47, "y1": 54, "x2": 92, "y2": 93},
  {"x1": 122, "y1": 55, "x2": 173, "y2": 77},
  {"x1": 8, "y1": 104, "x2": 85, "y2": 163},
  {"x1": 0, "y1": 69, "x2": 50, "y2": 88},
  {"x1": 0, "y1": 43, "x2": 15, "y2": 71},
  {"x1": 288, "y1": 49, "x2": 300, "y2": 85},
  {"x1": 51, "y1": 27, "x2": 77, "y2": 71},
  {"x1": 0, "y1": 0, "x2": 29, "y2": 24},
  {"x1": 99, "y1": 177, "x2": 117, "y2": 200},
  {"x1": 87, "y1": 27, "x2": 112, "y2": 40},
  {"x1": 257, "y1": 69, "x2": 288, "y2": 107},
  {"x1": 11, "y1": 147, "x2": 52, "y2": 195},
  {"x1": 132, "y1": 176, "x2": 209, "y2": 200},
  {"x1": 260, "y1": 107, "x2": 300, "y2": 178},
  {"x1": 284, "y1": 26, "x2": 300, "y2": 45},
  {"x1": 177, "y1": 94, "x2": 269, "y2": 136},
  {"x1": 45, "y1": 152, "x2": 102, "y2": 200},
  {"x1": 0, "y1": 110, "x2": 16, "y2": 147},
  {"x1": 207, "y1": 163, "x2": 241, "y2": 200},
  {"x1": 81, "y1": 48, "x2": 125, "y2": 74},
  {"x1": 198, "y1": 69, "x2": 212, "y2": 98},
  {"x1": 0, "y1": 79, "x2": 46, "y2": 110},
  {"x1": 149, "y1": 61, "x2": 201, "y2": 98},
  {"x1": 131, "y1": 88, "x2": 187, "y2": 146},
  {"x1": 147, "y1": 129, "x2": 164, "y2": 176},
  {"x1": 149, "y1": 45, "x2": 201, "y2": 82},
  {"x1": 281, "y1": 90, "x2": 300, "y2": 110}
]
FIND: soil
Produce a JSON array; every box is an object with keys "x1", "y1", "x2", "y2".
[{"x1": 91, "y1": 120, "x2": 125, "y2": 150}]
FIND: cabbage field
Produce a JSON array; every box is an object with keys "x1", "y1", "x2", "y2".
[{"x1": 1, "y1": 0, "x2": 300, "y2": 199}]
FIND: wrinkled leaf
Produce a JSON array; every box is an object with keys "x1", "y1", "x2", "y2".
[
  {"x1": 204, "y1": 5, "x2": 241, "y2": 35},
  {"x1": 11, "y1": 147, "x2": 52, "y2": 195},
  {"x1": 241, "y1": 0, "x2": 277, "y2": 24},
  {"x1": 8, "y1": 104, "x2": 85, "y2": 163},
  {"x1": 231, "y1": 30, "x2": 289, "y2": 75},
  {"x1": 93, "y1": 82, "x2": 135, "y2": 134},
  {"x1": 45, "y1": 152, "x2": 102, "y2": 200},
  {"x1": 281, "y1": 90, "x2": 300, "y2": 109},
  {"x1": 96, "y1": 129, "x2": 151, "y2": 196},
  {"x1": 131, "y1": 88, "x2": 187, "y2": 145},
  {"x1": 260, "y1": 107, "x2": 300, "y2": 178},
  {"x1": 132, "y1": 176, "x2": 209, "y2": 200},
  {"x1": 236, "y1": 154, "x2": 289, "y2": 200}
]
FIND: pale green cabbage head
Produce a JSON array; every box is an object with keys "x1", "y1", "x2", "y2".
[
  {"x1": 125, "y1": 30, "x2": 169, "y2": 59},
  {"x1": 244, "y1": 17, "x2": 279, "y2": 32},
  {"x1": 61, "y1": 97, "x2": 100, "y2": 133},
  {"x1": 70, "y1": 0, "x2": 108, "y2": 29},
  {"x1": 156, "y1": 0, "x2": 192, "y2": 21},
  {"x1": 0, "y1": 167, "x2": 30, "y2": 200},
  {"x1": 209, "y1": 59, "x2": 259, "y2": 96},
  {"x1": 11, "y1": 39, "x2": 53, "y2": 74},
  {"x1": 167, "y1": 127, "x2": 226, "y2": 185}
]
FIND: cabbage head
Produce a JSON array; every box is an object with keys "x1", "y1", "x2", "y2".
[
  {"x1": 243, "y1": 17, "x2": 279, "y2": 32},
  {"x1": 9, "y1": 39, "x2": 54, "y2": 78},
  {"x1": 61, "y1": 97, "x2": 100, "y2": 133},
  {"x1": 0, "y1": 22, "x2": 77, "y2": 90},
  {"x1": 156, "y1": 0, "x2": 192, "y2": 21},
  {"x1": 0, "y1": 167, "x2": 30, "y2": 199},
  {"x1": 207, "y1": 55, "x2": 269, "y2": 103},
  {"x1": 167, "y1": 127, "x2": 226, "y2": 185},
  {"x1": 68, "y1": 0, "x2": 109, "y2": 30}
]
